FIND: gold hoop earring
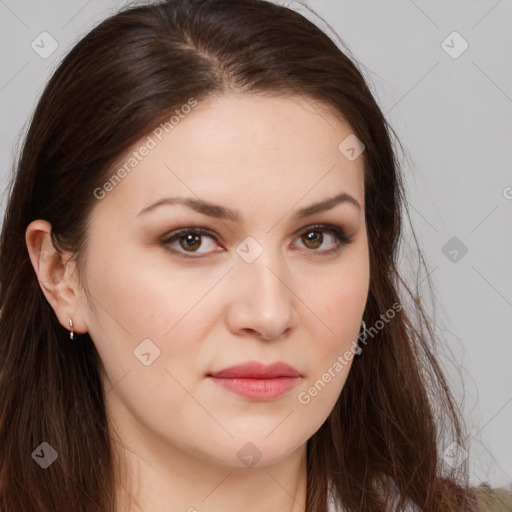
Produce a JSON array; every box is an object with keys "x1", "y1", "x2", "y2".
[{"x1": 69, "y1": 318, "x2": 74, "y2": 341}]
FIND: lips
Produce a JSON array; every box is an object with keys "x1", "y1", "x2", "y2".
[
  {"x1": 208, "y1": 361, "x2": 301, "y2": 379},
  {"x1": 207, "y1": 362, "x2": 302, "y2": 400}
]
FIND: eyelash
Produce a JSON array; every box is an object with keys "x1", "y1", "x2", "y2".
[{"x1": 160, "y1": 224, "x2": 353, "y2": 260}]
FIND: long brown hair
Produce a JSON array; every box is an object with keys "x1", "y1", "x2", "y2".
[{"x1": 0, "y1": 1, "x2": 479, "y2": 510}]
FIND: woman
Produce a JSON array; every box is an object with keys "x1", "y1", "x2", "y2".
[{"x1": 0, "y1": 0, "x2": 509, "y2": 511}]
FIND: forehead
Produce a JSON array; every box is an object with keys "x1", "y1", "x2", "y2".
[{"x1": 93, "y1": 93, "x2": 365, "y2": 223}]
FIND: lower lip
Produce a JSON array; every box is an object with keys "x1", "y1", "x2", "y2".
[{"x1": 208, "y1": 376, "x2": 301, "y2": 400}]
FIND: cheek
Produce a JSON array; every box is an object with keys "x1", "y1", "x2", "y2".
[
  {"x1": 86, "y1": 242, "x2": 220, "y2": 338},
  {"x1": 84, "y1": 251, "x2": 229, "y2": 394},
  {"x1": 86, "y1": 256, "x2": 215, "y2": 415},
  {"x1": 295, "y1": 275, "x2": 365, "y2": 413},
  {"x1": 309, "y1": 264, "x2": 368, "y2": 338},
  {"x1": 298, "y1": 257, "x2": 368, "y2": 401}
]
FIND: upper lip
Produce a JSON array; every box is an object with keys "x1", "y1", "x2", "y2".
[{"x1": 208, "y1": 361, "x2": 301, "y2": 379}]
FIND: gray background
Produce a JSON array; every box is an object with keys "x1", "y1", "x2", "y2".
[{"x1": 1, "y1": 0, "x2": 510, "y2": 489}]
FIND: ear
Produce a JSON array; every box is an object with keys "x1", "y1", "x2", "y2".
[{"x1": 25, "y1": 219, "x2": 88, "y2": 335}]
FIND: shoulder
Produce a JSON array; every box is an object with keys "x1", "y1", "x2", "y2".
[{"x1": 472, "y1": 482, "x2": 512, "y2": 512}]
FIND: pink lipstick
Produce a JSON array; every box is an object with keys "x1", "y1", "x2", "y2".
[{"x1": 208, "y1": 361, "x2": 301, "y2": 400}]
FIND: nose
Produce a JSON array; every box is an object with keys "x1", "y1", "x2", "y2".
[{"x1": 225, "y1": 245, "x2": 299, "y2": 341}]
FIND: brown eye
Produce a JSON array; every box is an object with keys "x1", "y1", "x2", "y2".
[
  {"x1": 162, "y1": 227, "x2": 222, "y2": 258},
  {"x1": 294, "y1": 224, "x2": 352, "y2": 254},
  {"x1": 301, "y1": 230, "x2": 323, "y2": 250},
  {"x1": 179, "y1": 233, "x2": 202, "y2": 252}
]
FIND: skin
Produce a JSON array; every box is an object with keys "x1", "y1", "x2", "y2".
[{"x1": 26, "y1": 92, "x2": 369, "y2": 512}]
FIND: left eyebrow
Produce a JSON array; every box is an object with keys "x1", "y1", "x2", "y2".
[
  {"x1": 136, "y1": 192, "x2": 361, "y2": 222},
  {"x1": 295, "y1": 192, "x2": 361, "y2": 218}
]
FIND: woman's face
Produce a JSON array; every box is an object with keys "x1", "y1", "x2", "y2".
[{"x1": 79, "y1": 92, "x2": 369, "y2": 467}]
